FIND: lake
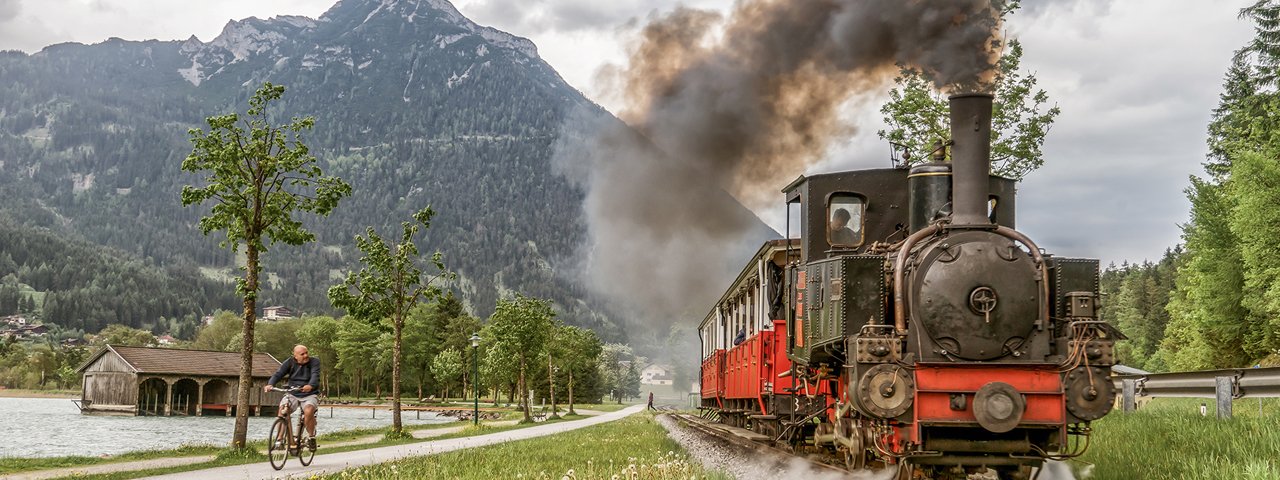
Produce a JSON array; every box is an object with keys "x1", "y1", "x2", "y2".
[{"x1": 0, "y1": 397, "x2": 454, "y2": 458}]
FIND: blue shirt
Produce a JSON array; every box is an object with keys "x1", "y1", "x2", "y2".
[{"x1": 268, "y1": 357, "x2": 321, "y2": 397}]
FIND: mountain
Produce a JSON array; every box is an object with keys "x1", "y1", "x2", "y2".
[{"x1": 0, "y1": 0, "x2": 774, "y2": 340}]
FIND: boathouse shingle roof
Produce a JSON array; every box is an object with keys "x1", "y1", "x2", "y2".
[{"x1": 77, "y1": 345, "x2": 282, "y2": 377}]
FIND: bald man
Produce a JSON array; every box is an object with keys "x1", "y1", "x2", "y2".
[{"x1": 265, "y1": 344, "x2": 321, "y2": 449}]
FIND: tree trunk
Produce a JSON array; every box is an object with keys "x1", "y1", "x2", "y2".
[
  {"x1": 548, "y1": 352, "x2": 556, "y2": 416},
  {"x1": 231, "y1": 243, "x2": 259, "y2": 449},
  {"x1": 391, "y1": 316, "x2": 403, "y2": 433},
  {"x1": 519, "y1": 355, "x2": 530, "y2": 422},
  {"x1": 568, "y1": 370, "x2": 576, "y2": 416}
]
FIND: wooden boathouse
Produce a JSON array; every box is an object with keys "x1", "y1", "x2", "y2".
[{"x1": 75, "y1": 345, "x2": 285, "y2": 416}]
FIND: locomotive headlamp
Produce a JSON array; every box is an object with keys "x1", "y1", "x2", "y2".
[{"x1": 973, "y1": 381, "x2": 1025, "y2": 433}]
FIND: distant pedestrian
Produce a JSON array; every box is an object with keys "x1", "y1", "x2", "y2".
[{"x1": 647, "y1": 392, "x2": 655, "y2": 411}]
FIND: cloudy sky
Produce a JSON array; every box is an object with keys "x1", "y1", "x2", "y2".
[{"x1": 0, "y1": 0, "x2": 1258, "y2": 266}]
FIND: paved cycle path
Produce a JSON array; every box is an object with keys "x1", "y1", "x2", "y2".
[
  {"x1": 0, "y1": 421, "x2": 527, "y2": 480},
  {"x1": 139, "y1": 405, "x2": 645, "y2": 480}
]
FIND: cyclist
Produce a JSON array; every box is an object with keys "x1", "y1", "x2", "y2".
[{"x1": 264, "y1": 344, "x2": 321, "y2": 450}]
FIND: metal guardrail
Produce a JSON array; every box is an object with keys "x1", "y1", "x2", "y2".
[
  {"x1": 1111, "y1": 366, "x2": 1280, "y2": 418},
  {"x1": 1112, "y1": 366, "x2": 1280, "y2": 399}
]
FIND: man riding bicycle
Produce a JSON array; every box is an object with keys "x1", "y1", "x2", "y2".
[{"x1": 264, "y1": 344, "x2": 321, "y2": 450}]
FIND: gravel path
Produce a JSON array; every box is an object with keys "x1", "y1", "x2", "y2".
[
  {"x1": 1, "y1": 456, "x2": 218, "y2": 480},
  {"x1": 0, "y1": 419, "x2": 525, "y2": 480},
  {"x1": 134, "y1": 405, "x2": 644, "y2": 480}
]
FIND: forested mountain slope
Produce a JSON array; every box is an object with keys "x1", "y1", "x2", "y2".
[{"x1": 0, "y1": 0, "x2": 776, "y2": 340}]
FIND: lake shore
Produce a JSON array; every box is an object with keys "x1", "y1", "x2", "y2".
[{"x1": 0, "y1": 389, "x2": 77, "y2": 399}]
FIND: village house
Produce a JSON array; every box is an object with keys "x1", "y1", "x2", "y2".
[
  {"x1": 76, "y1": 345, "x2": 284, "y2": 416},
  {"x1": 5, "y1": 324, "x2": 49, "y2": 340},
  {"x1": 640, "y1": 364, "x2": 675, "y2": 386},
  {"x1": 261, "y1": 306, "x2": 295, "y2": 321}
]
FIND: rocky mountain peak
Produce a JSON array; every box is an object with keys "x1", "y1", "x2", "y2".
[
  {"x1": 320, "y1": 0, "x2": 539, "y2": 59},
  {"x1": 174, "y1": 0, "x2": 542, "y2": 87}
]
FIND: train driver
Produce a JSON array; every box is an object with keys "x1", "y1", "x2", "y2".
[{"x1": 829, "y1": 208, "x2": 858, "y2": 246}]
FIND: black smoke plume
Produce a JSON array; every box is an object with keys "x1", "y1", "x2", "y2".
[{"x1": 555, "y1": 0, "x2": 1004, "y2": 330}]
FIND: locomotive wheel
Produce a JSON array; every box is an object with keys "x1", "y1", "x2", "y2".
[
  {"x1": 844, "y1": 442, "x2": 865, "y2": 471},
  {"x1": 838, "y1": 418, "x2": 866, "y2": 470}
]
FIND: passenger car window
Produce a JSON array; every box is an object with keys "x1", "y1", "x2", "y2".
[{"x1": 827, "y1": 194, "x2": 865, "y2": 248}]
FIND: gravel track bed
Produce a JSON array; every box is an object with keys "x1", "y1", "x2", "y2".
[{"x1": 655, "y1": 415, "x2": 897, "y2": 480}]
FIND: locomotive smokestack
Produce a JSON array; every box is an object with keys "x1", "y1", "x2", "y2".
[{"x1": 949, "y1": 93, "x2": 994, "y2": 226}]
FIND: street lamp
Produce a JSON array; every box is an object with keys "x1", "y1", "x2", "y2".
[{"x1": 470, "y1": 333, "x2": 481, "y2": 426}]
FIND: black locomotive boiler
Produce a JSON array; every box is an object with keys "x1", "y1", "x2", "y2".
[{"x1": 697, "y1": 94, "x2": 1121, "y2": 479}]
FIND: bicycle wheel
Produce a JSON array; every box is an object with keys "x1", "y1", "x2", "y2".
[
  {"x1": 268, "y1": 417, "x2": 290, "y2": 470},
  {"x1": 297, "y1": 416, "x2": 315, "y2": 466}
]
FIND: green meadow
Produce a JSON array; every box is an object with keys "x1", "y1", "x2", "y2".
[{"x1": 1071, "y1": 398, "x2": 1280, "y2": 479}]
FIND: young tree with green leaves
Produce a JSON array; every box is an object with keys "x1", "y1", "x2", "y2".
[
  {"x1": 94, "y1": 324, "x2": 157, "y2": 347},
  {"x1": 403, "y1": 304, "x2": 441, "y2": 400},
  {"x1": 486, "y1": 295, "x2": 554, "y2": 422},
  {"x1": 181, "y1": 82, "x2": 350, "y2": 448},
  {"x1": 877, "y1": 3, "x2": 1058, "y2": 180},
  {"x1": 334, "y1": 316, "x2": 380, "y2": 398},
  {"x1": 597, "y1": 343, "x2": 635, "y2": 404},
  {"x1": 328, "y1": 207, "x2": 452, "y2": 435},
  {"x1": 558, "y1": 325, "x2": 603, "y2": 415},
  {"x1": 432, "y1": 347, "x2": 464, "y2": 400}
]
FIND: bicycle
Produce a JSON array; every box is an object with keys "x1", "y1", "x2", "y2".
[{"x1": 267, "y1": 386, "x2": 317, "y2": 470}]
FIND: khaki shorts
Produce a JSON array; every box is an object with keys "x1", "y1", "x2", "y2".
[{"x1": 279, "y1": 393, "x2": 320, "y2": 415}]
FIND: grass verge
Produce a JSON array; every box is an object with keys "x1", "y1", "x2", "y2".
[
  {"x1": 0, "y1": 445, "x2": 222, "y2": 475},
  {"x1": 316, "y1": 412, "x2": 730, "y2": 480},
  {"x1": 567, "y1": 403, "x2": 635, "y2": 413},
  {"x1": 1072, "y1": 397, "x2": 1280, "y2": 479}
]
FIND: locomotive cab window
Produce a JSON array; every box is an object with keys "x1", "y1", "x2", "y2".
[{"x1": 827, "y1": 194, "x2": 865, "y2": 248}]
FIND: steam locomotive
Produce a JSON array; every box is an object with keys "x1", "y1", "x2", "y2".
[{"x1": 696, "y1": 94, "x2": 1121, "y2": 479}]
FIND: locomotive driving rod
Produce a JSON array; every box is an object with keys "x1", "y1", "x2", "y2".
[{"x1": 891, "y1": 225, "x2": 1050, "y2": 336}]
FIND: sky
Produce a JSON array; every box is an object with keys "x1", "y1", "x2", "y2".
[{"x1": 0, "y1": 0, "x2": 1259, "y2": 266}]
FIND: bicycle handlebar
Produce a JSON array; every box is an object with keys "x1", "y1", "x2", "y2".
[{"x1": 269, "y1": 386, "x2": 303, "y2": 393}]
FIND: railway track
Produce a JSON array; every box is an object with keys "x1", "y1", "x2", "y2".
[{"x1": 666, "y1": 413, "x2": 855, "y2": 478}]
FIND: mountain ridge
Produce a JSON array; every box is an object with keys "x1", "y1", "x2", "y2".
[{"x1": 0, "y1": 0, "x2": 776, "y2": 343}]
